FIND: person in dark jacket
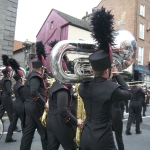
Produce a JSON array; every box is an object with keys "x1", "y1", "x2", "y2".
[
  {"x1": 20, "y1": 60, "x2": 48, "y2": 150},
  {"x1": 5, "y1": 73, "x2": 25, "y2": 142},
  {"x1": 111, "y1": 76, "x2": 127, "y2": 150},
  {"x1": 125, "y1": 84, "x2": 145, "y2": 135},
  {"x1": 20, "y1": 41, "x2": 48, "y2": 150},
  {"x1": 46, "y1": 81, "x2": 83, "y2": 150},
  {"x1": 0, "y1": 55, "x2": 13, "y2": 123},
  {"x1": 5, "y1": 58, "x2": 26, "y2": 142},
  {"x1": 78, "y1": 7, "x2": 132, "y2": 150}
]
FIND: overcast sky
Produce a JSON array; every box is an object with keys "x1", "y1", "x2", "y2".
[{"x1": 15, "y1": 0, "x2": 101, "y2": 42}]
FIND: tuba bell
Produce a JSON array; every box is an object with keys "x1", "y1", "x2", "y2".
[
  {"x1": 50, "y1": 40, "x2": 96, "y2": 83},
  {"x1": 50, "y1": 30, "x2": 137, "y2": 83}
]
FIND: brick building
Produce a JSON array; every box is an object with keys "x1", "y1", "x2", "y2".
[
  {"x1": 95, "y1": 0, "x2": 150, "y2": 67},
  {"x1": 82, "y1": 0, "x2": 150, "y2": 84},
  {"x1": 0, "y1": 0, "x2": 18, "y2": 65},
  {"x1": 95, "y1": 0, "x2": 150, "y2": 84}
]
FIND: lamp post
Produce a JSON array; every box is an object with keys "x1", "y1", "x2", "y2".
[{"x1": 22, "y1": 39, "x2": 32, "y2": 67}]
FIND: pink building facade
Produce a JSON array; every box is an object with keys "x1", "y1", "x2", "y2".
[{"x1": 32, "y1": 9, "x2": 90, "y2": 72}]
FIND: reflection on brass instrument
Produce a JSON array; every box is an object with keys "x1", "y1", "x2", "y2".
[
  {"x1": 50, "y1": 40, "x2": 96, "y2": 83},
  {"x1": 74, "y1": 83, "x2": 86, "y2": 146},
  {"x1": 40, "y1": 75, "x2": 55, "y2": 127},
  {"x1": 50, "y1": 29, "x2": 137, "y2": 146},
  {"x1": 40, "y1": 106, "x2": 48, "y2": 127},
  {"x1": 50, "y1": 30, "x2": 137, "y2": 84}
]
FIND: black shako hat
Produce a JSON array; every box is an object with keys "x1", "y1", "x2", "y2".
[
  {"x1": 89, "y1": 50, "x2": 112, "y2": 71},
  {"x1": 89, "y1": 7, "x2": 115, "y2": 71},
  {"x1": 32, "y1": 60, "x2": 43, "y2": 69},
  {"x1": 13, "y1": 74, "x2": 21, "y2": 81},
  {"x1": 2, "y1": 69, "x2": 9, "y2": 75}
]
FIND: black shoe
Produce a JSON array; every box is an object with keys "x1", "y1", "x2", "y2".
[
  {"x1": 125, "y1": 131, "x2": 132, "y2": 135},
  {"x1": 136, "y1": 131, "x2": 142, "y2": 134},
  {"x1": 143, "y1": 114, "x2": 146, "y2": 116},
  {"x1": 133, "y1": 122, "x2": 135, "y2": 124},
  {"x1": 5, "y1": 138, "x2": 17, "y2": 143}
]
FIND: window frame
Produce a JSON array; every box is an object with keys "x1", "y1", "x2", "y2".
[
  {"x1": 50, "y1": 21, "x2": 54, "y2": 30},
  {"x1": 139, "y1": 23, "x2": 144, "y2": 40},
  {"x1": 140, "y1": 4, "x2": 145, "y2": 17},
  {"x1": 138, "y1": 46, "x2": 144, "y2": 65}
]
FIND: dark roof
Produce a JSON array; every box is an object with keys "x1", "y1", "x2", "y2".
[{"x1": 53, "y1": 9, "x2": 90, "y2": 31}]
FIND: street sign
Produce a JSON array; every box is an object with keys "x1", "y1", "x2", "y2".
[{"x1": 138, "y1": 67, "x2": 142, "y2": 71}]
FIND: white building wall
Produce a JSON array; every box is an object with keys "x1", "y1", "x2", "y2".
[
  {"x1": 68, "y1": 25, "x2": 93, "y2": 41},
  {"x1": 67, "y1": 25, "x2": 93, "y2": 61}
]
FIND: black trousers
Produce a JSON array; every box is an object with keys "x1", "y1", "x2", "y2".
[
  {"x1": 0, "y1": 99, "x2": 13, "y2": 122},
  {"x1": 112, "y1": 108, "x2": 124, "y2": 150},
  {"x1": 46, "y1": 115, "x2": 77, "y2": 150},
  {"x1": 6, "y1": 101, "x2": 24, "y2": 140},
  {"x1": 141, "y1": 101, "x2": 146, "y2": 116},
  {"x1": 124, "y1": 100, "x2": 129, "y2": 113},
  {"x1": 20, "y1": 102, "x2": 47, "y2": 150},
  {"x1": 126, "y1": 101, "x2": 142, "y2": 132}
]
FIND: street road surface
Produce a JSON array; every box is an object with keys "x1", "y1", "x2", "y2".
[{"x1": 0, "y1": 106, "x2": 150, "y2": 150}]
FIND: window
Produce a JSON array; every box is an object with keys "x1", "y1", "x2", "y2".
[
  {"x1": 50, "y1": 21, "x2": 54, "y2": 29},
  {"x1": 144, "y1": 75, "x2": 150, "y2": 87},
  {"x1": 140, "y1": 4, "x2": 145, "y2": 17},
  {"x1": 139, "y1": 23, "x2": 144, "y2": 39},
  {"x1": 138, "y1": 46, "x2": 144, "y2": 65}
]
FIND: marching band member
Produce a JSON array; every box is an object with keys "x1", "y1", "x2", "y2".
[
  {"x1": 0, "y1": 55, "x2": 13, "y2": 123},
  {"x1": 111, "y1": 76, "x2": 126, "y2": 150},
  {"x1": 78, "y1": 7, "x2": 132, "y2": 150},
  {"x1": 46, "y1": 80, "x2": 83, "y2": 150},
  {"x1": 5, "y1": 58, "x2": 25, "y2": 142},
  {"x1": 20, "y1": 41, "x2": 48, "y2": 150},
  {"x1": 125, "y1": 84, "x2": 145, "y2": 135}
]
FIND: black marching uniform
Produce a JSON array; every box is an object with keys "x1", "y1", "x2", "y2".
[
  {"x1": 126, "y1": 86, "x2": 145, "y2": 134},
  {"x1": 5, "y1": 75, "x2": 25, "y2": 142},
  {"x1": 111, "y1": 75, "x2": 129, "y2": 150},
  {"x1": 141, "y1": 91, "x2": 146, "y2": 116},
  {"x1": 0, "y1": 75, "x2": 13, "y2": 122},
  {"x1": 20, "y1": 71, "x2": 47, "y2": 150},
  {"x1": 79, "y1": 75, "x2": 131, "y2": 150},
  {"x1": 46, "y1": 81, "x2": 77, "y2": 150},
  {"x1": 120, "y1": 101, "x2": 125, "y2": 119}
]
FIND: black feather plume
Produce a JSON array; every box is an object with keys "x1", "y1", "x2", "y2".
[
  {"x1": 8, "y1": 58, "x2": 20, "y2": 73},
  {"x1": 90, "y1": 7, "x2": 115, "y2": 52},
  {"x1": 1, "y1": 55, "x2": 9, "y2": 66},
  {"x1": 35, "y1": 41, "x2": 46, "y2": 60},
  {"x1": 48, "y1": 39, "x2": 59, "y2": 49}
]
